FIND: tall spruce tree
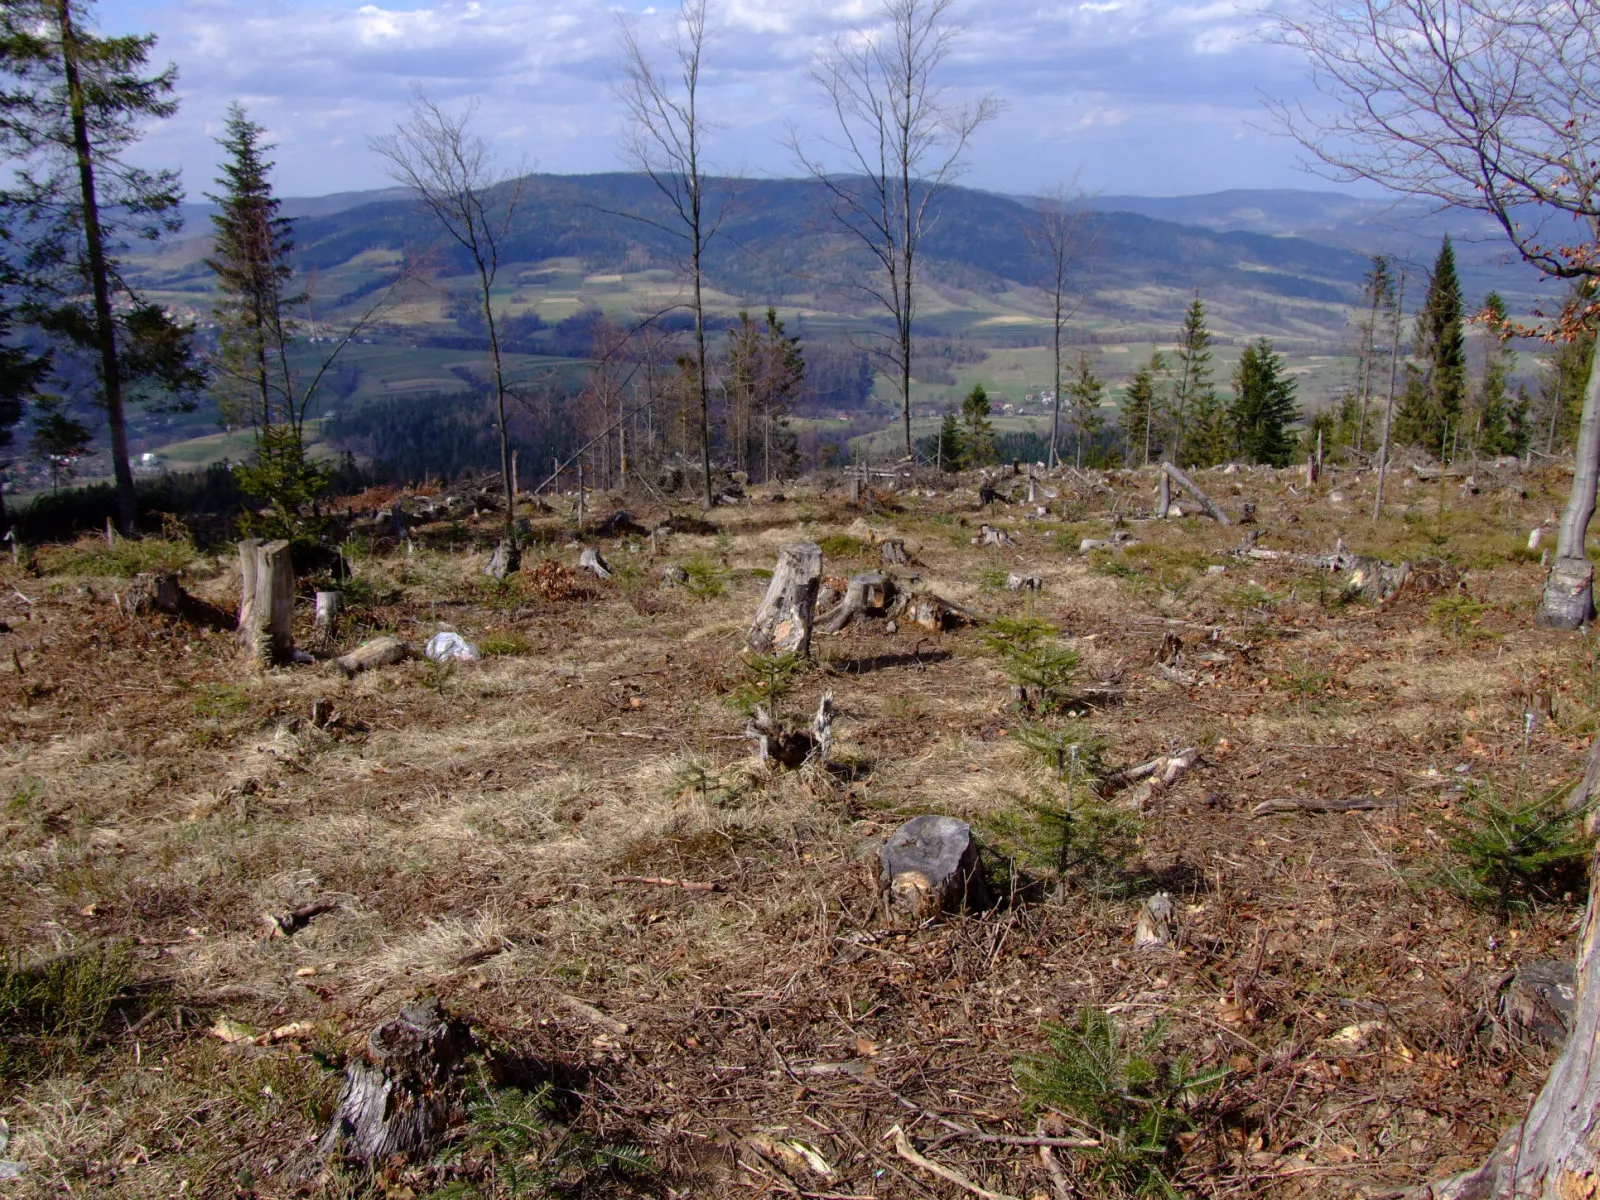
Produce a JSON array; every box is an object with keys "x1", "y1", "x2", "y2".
[
  {"x1": 0, "y1": 0, "x2": 200, "y2": 533},
  {"x1": 1352, "y1": 254, "x2": 1396, "y2": 452},
  {"x1": 724, "y1": 307, "x2": 804, "y2": 482},
  {"x1": 1395, "y1": 236, "x2": 1466, "y2": 453},
  {"x1": 1119, "y1": 349, "x2": 1165, "y2": 467},
  {"x1": 1065, "y1": 350, "x2": 1105, "y2": 469},
  {"x1": 1472, "y1": 292, "x2": 1514, "y2": 457},
  {"x1": 961, "y1": 383, "x2": 995, "y2": 466},
  {"x1": 1170, "y1": 290, "x2": 1216, "y2": 465},
  {"x1": 1230, "y1": 337, "x2": 1299, "y2": 466},
  {"x1": 0, "y1": 237, "x2": 50, "y2": 533}
]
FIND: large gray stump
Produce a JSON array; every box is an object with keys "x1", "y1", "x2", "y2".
[
  {"x1": 1536, "y1": 557, "x2": 1595, "y2": 630},
  {"x1": 318, "y1": 996, "x2": 471, "y2": 1166},
  {"x1": 239, "y1": 539, "x2": 295, "y2": 667},
  {"x1": 746, "y1": 541, "x2": 822, "y2": 657},
  {"x1": 880, "y1": 816, "x2": 991, "y2": 922}
]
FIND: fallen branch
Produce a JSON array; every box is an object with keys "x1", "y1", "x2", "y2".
[
  {"x1": 1251, "y1": 796, "x2": 1397, "y2": 817},
  {"x1": 263, "y1": 901, "x2": 339, "y2": 939},
  {"x1": 887, "y1": 1125, "x2": 1023, "y2": 1200},
  {"x1": 1160, "y1": 462, "x2": 1232, "y2": 526},
  {"x1": 609, "y1": 875, "x2": 723, "y2": 892},
  {"x1": 553, "y1": 992, "x2": 630, "y2": 1035}
]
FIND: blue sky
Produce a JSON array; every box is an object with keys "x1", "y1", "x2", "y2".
[{"x1": 105, "y1": 0, "x2": 1334, "y2": 201}]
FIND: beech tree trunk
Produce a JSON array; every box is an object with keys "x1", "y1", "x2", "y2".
[
  {"x1": 746, "y1": 541, "x2": 822, "y2": 656},
  {"x1": 1538, "y1": 352, "x2": 1600, "y2": 629}
]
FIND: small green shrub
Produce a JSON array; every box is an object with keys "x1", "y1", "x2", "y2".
[
  {"x1": 727, "y1": 652, "x2": 804, "y2": 717},
  {"x1": 681, "y1": 558, "x2": 728, "y2": 601},
  {"x1": 479, "y1": 632, "x2": 537, "y2": 657},
  {"x1": 0, "y1": 942, "x2": 136, "y2": 1083},
  {"x1": 982, "y1": 617, "x2": 1080, "y2": 712},
  {"x1": 1015, "y1": 1007, "x2": 1227, "y2": 1198},
  {"x1": 1430, "y1": 593, "x2": 1492, "y2": 641},
  {"x1": 817, "y1": 534, "x2": 870, "y2": 558},
  {"x1": 1441, "y1": 783, "x2": 1590, "y2": 914},
  {"x1": 192, "y1": 682, "x2": 253, "y2": 720},
  {"x1": 43, "y1": 532, "x2": 194, "y2": 577},
  {"x1": 978, "y1": 566, "x2": 1010, "y2": 591}
]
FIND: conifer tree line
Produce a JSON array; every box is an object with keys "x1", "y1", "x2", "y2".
[{"x1": 0, "y1": 0, "x2": 1590, "y2": 541}]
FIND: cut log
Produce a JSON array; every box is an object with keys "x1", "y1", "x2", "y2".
[
  {"x1": 334, "y1": 636, "x2": 411, "y2": 679},
  {"x1": 1134, "y1": 892, "x2": 1174, "y2": 949},
  {"x1": 1251, "y1": 796, "x2": 1396, "y2": 817},
  {"x1": 240, "y1": 539, "x2": 295, "y2": 667},
  {"x1": 1159, "y1": 462, "x2": 1232, "y2": 525},
  {"x1": 578, "y1": 547, "x2": 612, "y2": 579},
  {"x1": 746, "y1": 541, "x2": 822, "y2": 656},
  {"x1": 880, "y1": 815, "x2": 991, "y2": 921},
  {"x1": 1413, "y1": 765, "x2": 1600, "y2": 1198},
  {"x1": 819, "y1": 570, "x2": 894, "y2": 634},
  {"x1": 318, "y1": 996, "x2": 472, "y2": 1166},
  {"x1": 1005, "y1": 572, "x2": 1042, "y2": 592},
  {"x1": 483, "y1": 538, "x2": 520, "y2": 581}
]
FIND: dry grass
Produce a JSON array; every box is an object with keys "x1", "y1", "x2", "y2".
[{"x1": 0, "y1": 460, "x2": 1593, "y2": 1197}]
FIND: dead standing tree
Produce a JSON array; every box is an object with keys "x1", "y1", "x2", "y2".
[
  {"x1": 372, "y1": 92, "x2": 523, "y2": 545},
  {"x1": 1270, "y1": 0, "x2": 1600, "y2": 628},
  {"x1": 617, "y1": 0, "x2": 727, "y2": 510},
  {"x1": 1027, "y1": 183, "x2": 1096, "y2": 470},
  {"x1": 795, "y1": 0, "x2": 999, "y2": 461}
]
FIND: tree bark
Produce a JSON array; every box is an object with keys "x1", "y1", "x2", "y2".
[{"x1": 746, "y1": 541, "x2": 822, "y2": 656}]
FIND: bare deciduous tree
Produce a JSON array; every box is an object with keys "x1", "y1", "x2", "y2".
[
  {"x1": 795, "y1": 0, "x2": 999, "y2": 461},
  {"x1": 1269, "y1": 0, "x2": 1600, "y2": 628},
  {"x1": 372, "y1": 91, "x2": 522, "y2": 535},
  {"x1": 617, "y1": 0, "x2": 725, "y2": 509},
  {"x1": 1027, "y1": 184, "x2": 1096, "y2": 469}
]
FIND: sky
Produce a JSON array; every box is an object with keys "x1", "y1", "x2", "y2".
[{"x1": 106, "y1": 0, "x2": 1339, "y2": 202}]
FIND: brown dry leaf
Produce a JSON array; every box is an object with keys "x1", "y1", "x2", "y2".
[
  {"x1": 1217, "y1": 996, "x2": 1251, "y2": 1024},
  {"x1": 263, "y1": 1021, "x2": 316, "y2": 1044},
  {"x1": 854, "y1": 1037, "x2": 880, "y2": 1058}
]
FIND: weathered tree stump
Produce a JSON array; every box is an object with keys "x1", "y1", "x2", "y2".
[
  {"x1": 887, "y1": 590, "x2": 976, "y2": 632},
  {"x1": 1005, "y1": 571, "x2": 1042, "y2": 592},
  {"x1": 333, "y1": 636, "x2": 411, "y2": 679},
  {"x1": 239, "y1": 539, "x2": 295, "y2": 667},
  {"x1": 1502, "y1": 961, "x2": 1577, "y2": 1047},
  {"x1": 879, "y1": 538, "x2": 909, "y2": 567},
  {"x1": 578, "y1": 547, "x2": 612, "y2": 579},
  {"x1": 126, "y1": 570, "x2": 184, "y2": 616},
  {"x1": 314, "y1": 591, "x2": 343, "y2": 638},
  {"x1": 483, "y1": 538, "x2": 520, "y2": 581},
  {"x1": 1537, "y1": 556, "x2": 1595, "y2": 630},
  {"x1": 1156, "y1": 470, "x2": 1171, "y2": 518},
  {"x1": 318, "y1": 996, "x2": 472, "y2": 1166},
  {"x1": 660, "y1": 563, "x2": 688, "y2": 588},
  {"x1": 820, "y1": 570, "x2": 894, "y2": 634},
  {"x1": 973, "y1": 524, "x2": 1017, "y2": 548},
  {"x1": 746, "y1": 541, "x2": 822, "y2": 656},
  {"x1": 1134, "y1": 892, "x2": 1174, "y2": 949},
  {"x1": 745, "y1": 692, "x2": 834, "y2": 769},
  {"x1": 880, "y1": 816, "x2": 991, "y2": 921}
]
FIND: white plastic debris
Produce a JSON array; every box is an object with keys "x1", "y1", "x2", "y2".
[{"x1": 424, "y1": 631, "x2": 481, "y2": 663}]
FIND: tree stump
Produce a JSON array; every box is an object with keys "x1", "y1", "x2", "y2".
[
  {"x1": 746, "y1": 541, "x2": 822, "y2": 656},
  {"x1": 745, "y1": 693, "x2": 834, "y2": 769},
  {"x1": 1156, "y1": 471, "x2": 1171, "y2": 518},
  {"x1": 879, "y1": 538, "x2": 909, "y2": 567},
  {"x1": 578, "y1": 547, "x2": 612, "y2": 579},
  {"x1": 1537, "y1": 556, "x2": 1595, "y2": 630},
  {"x1": 1005, "y1": 571, "x2": 1042, "y2": 592},
  {"x1": 314, "y1": 591, "x2": 343, "y2": 638},
  {"x1": 1502, "y1": 960, "x2": 1577, "y2": 1047},
  {"x1": 880, "y1": 816, "x2": 990, "y2": 921},
  {"x1": 318, "y1": 996, "x2": 472, "y2": 1166},
  {"x1": 1134, "y1": 892, "x2": 1175, "y2": 949},
  {"x1": 239, "y1": 539, "x2": 295, "y2": 667},
  {"x1": 820, "y1": 570, "x2": 894, "y2": 633},
  {"x1": 126, "y1": 571, "x2": 184, "y2": 616},
  {"x1": 973, "y1": 524, "x2": 1016, "y2": 548},
  {"x1": 484, "y1": 538, "x2": 520, "y2": 581}
]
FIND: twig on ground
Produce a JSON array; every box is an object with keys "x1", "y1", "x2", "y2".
[
  {"x1": 610, "y1": 875, "x2": 723, "y2": 892},
  {"x1": 887, "y1": 1125, "x2": 1023, "y2": 1200}
]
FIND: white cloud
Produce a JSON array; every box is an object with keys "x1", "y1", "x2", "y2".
[{"x1": 110, "y1": 0, "x2": 1316, "y2": 197}]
